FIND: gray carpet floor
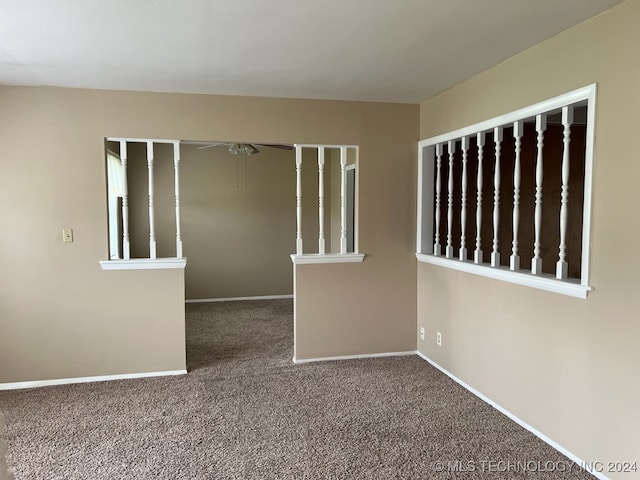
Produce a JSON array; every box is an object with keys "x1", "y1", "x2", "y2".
[{"x1": 0, "y1": 299, "x2": 594, "y2": 479}]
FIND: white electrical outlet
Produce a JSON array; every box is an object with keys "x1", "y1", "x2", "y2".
[
  {"x1": 420, "y1": 327, "x2": 425, "y2": 340},
  {"x1": 436, "y1": 331, "x2": 442, "y2": 346}
]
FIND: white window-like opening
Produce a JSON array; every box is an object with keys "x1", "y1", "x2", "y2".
[
  {"x1": 100, "y1": 137, "x2": 186, "y2": 270},
  {"x1": 100, "y1": 139, "x2": 364, "y2": 270},
  {"x1": 416, "y1": 85, "x2": 596, "y2": 298},
  {"x1": 291, "y1": 144, "x2": 364, "y2": 264}
]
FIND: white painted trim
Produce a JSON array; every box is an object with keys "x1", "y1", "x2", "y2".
[
  {"x1": 352, "y1": 148, "x2": 361, "y2": 254},
  {"x1": 416, "y1": 253, "x2": 591, "y2": 299},
  {"x1": 294, "y1": 143, "x2": 359, "y2": 149},
  {"x1": 0, "y1": 370, "x2": 187, "y2": 391},
  {"x1": 416, "y1": 141, "x2": 424, "y2": 253},
  {"x1": 415, "y1": 352, "x2": 608, "y2": 480},
  {"x1": 290, "y1": 253, "x2": 365, "y2": 264},
  {"x1": 186, "y1": 294, "x2": 293, "y2": 303},
  {"x1": 293, "y1": 351, "x2": 416, "y2": 364},
  {"x1": 418, "y1": 84, "x2": 595, "y2": 148},
  {"x1": 580, "y1": 84, "x2": 597, "y2": 288},
  {"x1": 107, "y1": 137, "x2": 179, "y2": 145},
  {"x1": 100, "y1": 258, "x2": 187, "y2": 270}
]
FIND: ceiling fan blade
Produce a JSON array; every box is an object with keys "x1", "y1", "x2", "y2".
[
  {"x1": 253, "y1": 143, "x2": 294, "y2": 151},
  {"x1": 196, "y1": 142, "x2": 228, "y2": 150},
  {"x1": 246, "y1": 144, "x2": 260, "y2": 155}
]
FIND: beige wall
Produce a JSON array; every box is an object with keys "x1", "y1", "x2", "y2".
[
  {"x1": 418, "y1": 0, "x2": 640, "y2": 475},
  {"x1": 295, "y1": 102, "x2": 419, "y2": 359},
  {"x1": 0, "y1": 87, "x2": 186, "y2": 383},
  {"x1": 0, "y1": 86, "x2": 418, "y2": 383}
]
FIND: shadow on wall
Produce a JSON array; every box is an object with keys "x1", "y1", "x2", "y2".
[{"x1": 0, "y1": 412, "x2": 14, "y2": 480}]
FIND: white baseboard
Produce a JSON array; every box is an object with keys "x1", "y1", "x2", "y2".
[
  {"x1": 0, "y1": 370, "x2": 187, "y2": 391},
  {"x1": 186, "y1": 294, "x2": 293, "y2": 303},
  {"x1": 416, "y1": 352, "x2": 607, "y2": 480},
  {"x1": 293, "y1": 350, "x2": 416, "y2": 364}
]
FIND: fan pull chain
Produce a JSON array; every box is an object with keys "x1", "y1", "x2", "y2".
[{"x1": 235, "y1": 156, "x2": 239, "y2": 189}]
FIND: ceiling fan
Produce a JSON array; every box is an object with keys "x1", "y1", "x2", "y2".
[
  {"x1": 194, "y1": 141, "x2": 293, "y2": 189},
  {"x1": 196, "y1": 142, "x2": 293, "y2": 155}
]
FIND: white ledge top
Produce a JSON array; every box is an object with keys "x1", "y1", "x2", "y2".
[
  {"x1": 290, "y1": 253, "x2": 365, "y2": 265},
  {"x1": 100, "y1": 258, "x2": 187, "y2": 270},
  {"x1": 416, "y1": 253, "x2": 592, "y2": 299}
]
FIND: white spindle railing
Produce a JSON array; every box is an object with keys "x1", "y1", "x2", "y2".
[
  {"x1": 510, "y1": 121, "x2": 523, "y2": 271},
  {"x1": 340, "y1": 147, "x2": 348, "y2": 254},
  {"x1": 474, "y1": 132, "x2": 485, "y2": 264},
  {"x1": 318, "y1": 148, "x2": 326, "y2": 255},
  {"x1": 105, "y1": 138, "x2": 184, "y2": 264},
  {"x1": 120, "y1": 140, "x2": 130, "y2": 260},
  {"x1": 459, "y1": 137, "x2": 469, "y2": 261},
  {"x1": 147, "y1": 141, "x2": 157, "y2": 259},
  {"x1": 173, "y1": 142, "x2": 183, "y2": 258},
  {"x1": 292, "y1": 144, "x2": 359, "y2": 259},
  {"x1": 446, "y1": 140, "x2": 455, "y2": 258},
  {"x1": 491, "y1": 127, "x2": 503, "y2": 267},
  {"x1": 295, "y1": 145, "x2": 303, "y2": 255},
  {"x1": 434, "y1": 144, "x2": 443, "y2": 256},
  {"x1": 532, "y1": 114, "x2": 546, "y2": 275},
  {"x1": 556, "y1": 106, "x2": 573, "y2": 279},
  {"x1": 417, "y1": 84, "x2": 596, "y2": 298}
]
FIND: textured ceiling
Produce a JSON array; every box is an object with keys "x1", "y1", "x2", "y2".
[{"x1": 0, "y1": 0, "x2": 623, "y2": 103}]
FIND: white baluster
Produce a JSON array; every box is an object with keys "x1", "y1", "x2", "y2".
[
  {"x1": 295, "y1": 145, "x2": 303, "y2": 255},
  {"x1": 340, "y1": 147, "x2": 347, "y2": 254},
  {"x1": 433, "y1": 144, "x2": 443, "y2": 256},
  {"x1": 474, "y1": 132, "x2": 486, "y2": 264},
  {"x1": 318, "y1": 147, "x2": 325, "y2": 254},
  {"x1": 459, "y1": 137, "x2": 468, "y2": 261},
  {"x1": 120, "y1": 141, "x2": 130, "y2": 260},
  {"x1": 147, "y1": 141, "x2": 156, "y2": 259},
  {"x1": 173, "y1": 142, "x2": 183, "y2": 258},
  {"x1": 532, "y1": 114, "x2": 547, "y2": 275},
  {"x1": 510, "y1": 121, "x2": 523, "y2": 271},
  {"x1": 556, "y1": 106, "x2": 573, "y2": 279},
  {"x1": 446, "y1": 140, "x2": 455, "y2": 258},
  {"x1": 491, "y1": 127, "x2": 503, "y2": 267}
]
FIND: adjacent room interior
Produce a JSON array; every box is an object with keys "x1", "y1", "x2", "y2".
[{"x1": 1, "y1": 1, "x2": 639, "y2": 479}]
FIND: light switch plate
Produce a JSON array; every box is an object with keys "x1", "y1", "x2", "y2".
[{"x1": 62, "y1": 228, "x2": 73, "y2": 243}]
